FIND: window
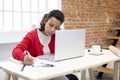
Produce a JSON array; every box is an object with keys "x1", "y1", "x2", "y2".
[
  {"x1": 0, "y1": 0, "x2": 62, "y2": 31},
  {"x1": 0, "y1": 0, "x2": 62, "y2": 44}
]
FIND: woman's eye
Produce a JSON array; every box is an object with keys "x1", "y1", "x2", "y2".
[
  {"x1": 49, "y1": 24, "x2": 54, "y2": 27},
  {"x1": 49, "y1": 23, "x2": 60, "y2": 30},
  {"x1": 55, "y1": 27, "x2": 60, "y2": 30}
]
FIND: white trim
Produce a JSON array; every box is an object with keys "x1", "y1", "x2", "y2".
[{"x1": 58, "y1": 0, "x2": 62, "y2": 10}]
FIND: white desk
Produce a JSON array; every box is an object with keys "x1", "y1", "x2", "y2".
[{"x1": 0, "y1": 49, "x2": 120, "y2": 80}]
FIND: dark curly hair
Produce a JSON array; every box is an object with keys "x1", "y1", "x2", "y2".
[{"x1": 40, "y1": 10, "x2": 64, "y2": 31}]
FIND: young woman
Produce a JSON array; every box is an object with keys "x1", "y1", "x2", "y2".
[{"x1": 12, "y1": 10, "x2": 78, "y2": 80}]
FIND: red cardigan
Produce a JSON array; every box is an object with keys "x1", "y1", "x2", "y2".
[{"x1": 12, "y1": 28, "x2": 55, "y2": 61}]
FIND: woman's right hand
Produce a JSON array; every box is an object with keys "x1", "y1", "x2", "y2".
[{"x1": 23, "y1": 55, "x2": 35, "y2": 65}]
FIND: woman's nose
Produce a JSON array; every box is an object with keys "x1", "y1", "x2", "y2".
[{"x1": 51, "y1": 27, "x2": 56, "y2": 31}]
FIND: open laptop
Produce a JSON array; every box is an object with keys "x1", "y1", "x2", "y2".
[{"x1": 38, "y1": 29, "x2": 86, "y2": 62}]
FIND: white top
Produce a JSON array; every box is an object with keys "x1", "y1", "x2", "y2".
[{"x1": 37, "y1": 29, "x2": 51, "y2": 54}]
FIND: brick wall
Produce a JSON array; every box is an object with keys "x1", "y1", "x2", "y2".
[{"x1": 62, "y1": 0, "x2": 120, "y2": 48}]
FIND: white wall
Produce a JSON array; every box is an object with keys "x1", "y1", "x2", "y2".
[
  {"x1": 0, "y1": 43, "x2": 17, "y2": 80},
  {"x1": 0, "y1": 31, "x2": 27, "y2": 44}
]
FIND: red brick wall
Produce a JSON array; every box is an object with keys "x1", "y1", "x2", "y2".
[{"x1": 62, "y1": 0, "x2": 120, "y2": 48}]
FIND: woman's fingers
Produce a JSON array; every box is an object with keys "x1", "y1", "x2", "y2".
[{"x1": 24, "y1": 55, "x2": 35, "y2": 65}]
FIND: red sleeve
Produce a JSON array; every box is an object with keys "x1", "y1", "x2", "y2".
[{"x1": 12, "y1": 30, "x2": 35, "y2": 61}]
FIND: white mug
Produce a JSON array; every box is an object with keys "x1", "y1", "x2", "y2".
[{"x1": 92, "y1": 45, "x2": 101, "y2": 54}]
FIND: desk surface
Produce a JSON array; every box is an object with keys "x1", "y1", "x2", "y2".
[{"x1": 0, "y1": 49, "x2": 119, "y2": 80}]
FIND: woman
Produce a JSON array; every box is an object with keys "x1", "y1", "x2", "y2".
[{"x1": 12, "y1": 10, "x2": 78, "y2": 80}]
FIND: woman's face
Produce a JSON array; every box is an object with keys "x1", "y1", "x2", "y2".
[{"x1": 43, "y1": 17, "x2": 62, "y2": 36}]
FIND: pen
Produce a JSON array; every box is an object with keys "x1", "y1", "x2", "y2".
[
  {"x1": 26, "y1": 51, "x2": 34, "y2": 67},
  {"x1": 21, "y1": 64, "x2": 26, "y2": 71},
  {"x1": 40, "y1": 62, "x2": 54, "y2": 67},
  {"x1": 20, "y1": 51, "x2": 33, "y2": 71},
  {"x1": 46, "y1": 63, "x2": 54, "y2": 67}
]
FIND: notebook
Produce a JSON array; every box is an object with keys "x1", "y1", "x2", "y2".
[{"x1": 38, "y1": 29, "x2": 86, "y2": 62}]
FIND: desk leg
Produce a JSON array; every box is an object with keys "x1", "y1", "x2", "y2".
[
  {"x1": 113, "y1": 61, "x2": 120, "y2": 80},
  {"x1": 12, "y1": 75, "x2": 18, "y2": 80},
  {"x1": 5, "y1": 73, "x2": 11, "y2": 80},
  {"x1": 81, "y1": 70, "x2": 87, "y2": 80},
  {"x1": 88, "y1": 69, "x2": 94, "y2": 80}
]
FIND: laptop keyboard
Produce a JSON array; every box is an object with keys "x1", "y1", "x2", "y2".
[{"x1": 38, "y1": 54, "x2": 55, "y2": 61}]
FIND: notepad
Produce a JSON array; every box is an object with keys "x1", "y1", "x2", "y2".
[
  {"x1": 9, "y1": 57, "x2": 55, "y2": 67},
  {"x1": 33, "y1": 58, "x2": 55, "y2": 67}
]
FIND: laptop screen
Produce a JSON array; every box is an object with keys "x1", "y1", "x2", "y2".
[
  {"x1": 54, "y1": 29, "x2": 86, "y2": 61},
  {"x1": 38, "y1": 29, "x2": 86, "y2": 62}
]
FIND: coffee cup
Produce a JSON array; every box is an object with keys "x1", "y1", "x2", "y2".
[{"x1": 92, "y1": 45, "x2": 101, "y2": 54}]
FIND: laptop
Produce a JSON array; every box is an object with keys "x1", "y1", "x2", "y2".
[{"x1": 38, "y1": 29, "x2": 86, "y2": 62}]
